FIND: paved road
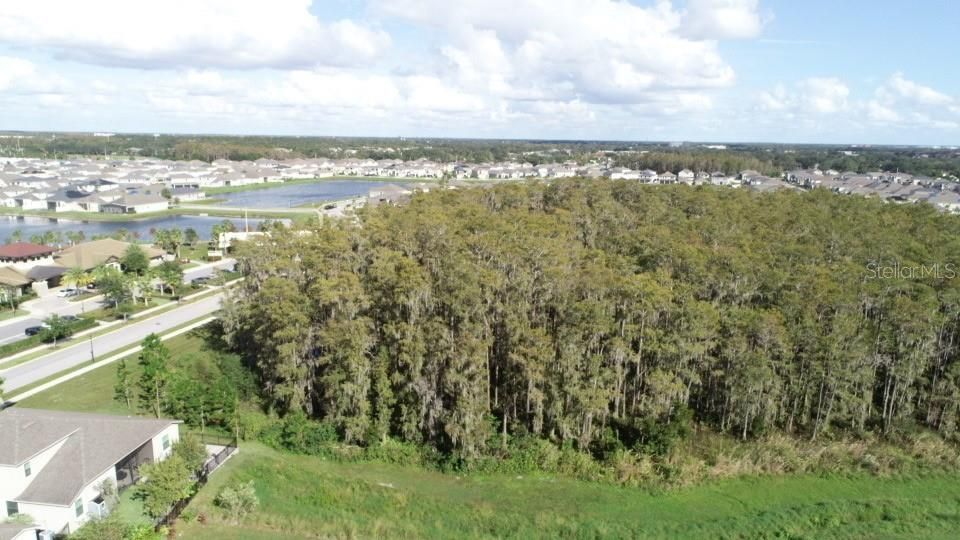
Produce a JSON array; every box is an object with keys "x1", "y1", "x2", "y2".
[
  {"x1": 0, "y1": 293, "x2": 224, "y2": 392},
  {"x1": 0, "y1": 259, "x2": 234, "y2": 346}
]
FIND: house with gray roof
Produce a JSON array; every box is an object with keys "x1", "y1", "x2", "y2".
[{"x1": 0, "y1": 408, "x2": 181, "y2": 537}]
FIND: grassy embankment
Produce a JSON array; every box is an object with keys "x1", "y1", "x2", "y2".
[
  {"x1": 171, "y1": 443, "x2": 960, "y2": 540},
  {"x1": 17, "y1": 331, "x2": 960, "y2": 539},
  {"x1": 0, "y1": 206, "x2": 310, "y2": 221}
]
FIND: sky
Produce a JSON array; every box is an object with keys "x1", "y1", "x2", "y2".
[{"x1": 0, "y1": 0, "x2": 958, "y2": 145}]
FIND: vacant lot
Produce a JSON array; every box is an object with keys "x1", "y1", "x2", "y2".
[{"x1": 176, "y1": 442, "x2": 960, "y2": 540}]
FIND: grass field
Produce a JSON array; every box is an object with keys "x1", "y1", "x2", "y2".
[
  {"x1": 19, "y1": 327, "x2": 960, "y2": 540},
  {"x1": 173, "y1": 441, "x2": 960, "y2": 540}
]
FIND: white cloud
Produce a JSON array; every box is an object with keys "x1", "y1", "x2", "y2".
[
  {"x1": 683, "y1": 0, "x2": 765, "y2": 40},
  {"x1": 376, "y1": 0, "x2": 736, "y2": 107},
  {"x1": 887, "y1": 72, "x2": 953, "y2": 106},
  {"x1": 756, "y1": 78, "x2": 849, "y2": 115},
  {"x1": 0, "y1": 1, "x2": 390, "y2": 69},
  {"x1": 799, "y1": 77, "x2": 849, "y2": 113},
  {"x1": 866, "y1": 73, "x2": 957, "y2": 129},
  {"x1": 0, "y1": 56, "x2": 36, "y2": 91}
]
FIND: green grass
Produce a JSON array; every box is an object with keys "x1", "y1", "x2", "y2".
[
  {"x1": 15, "y1": 330, "x2": 214, "y2": 411},
  {"x1": 0, "y1": 308, "x2": 25, "y2": 321},
  {"x1": 115, "y1": 487, "x2": 152, "y2": 526},
  {"x1": 175, "y1": 442, "x2": 960, "y2": 540}
]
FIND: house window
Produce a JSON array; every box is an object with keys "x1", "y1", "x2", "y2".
[
  {"x1": 74, "y1": 498, "x2": 84, "y2": 517},
  {"x1": 24, "y1": 461, "x2": 31, "y2": 477},
  {"x1": 162, "y1": 434, "x2": 171, "y2": 451},
  {"x1": 5, "y1": 501, "x2": 18, "y2": 516}
]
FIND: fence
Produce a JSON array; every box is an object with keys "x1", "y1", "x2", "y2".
[{"x1": 155, "y1": 434, "x2": 238, "y2": 530}]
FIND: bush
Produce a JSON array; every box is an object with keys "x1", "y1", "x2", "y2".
[
  {"x1": 362, "y1": 437, "x2": 427, "y2": 466},
  {"x1": 214, "y1": 481, "x2": 259, "y2": 524},
  {"x1": 257, "y1": 411, "x2": 339, "y2": 457}
]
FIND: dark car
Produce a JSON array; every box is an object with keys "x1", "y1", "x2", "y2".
[
  {"x1": 193, "y1": 276, "x2": 211, "y2": 284},
  {"x1": 24, "y1": 325, "x2": 45, "y2": 336},
  {"x1": 61, "y1": 315, "x2": 80, "y2": 323}
]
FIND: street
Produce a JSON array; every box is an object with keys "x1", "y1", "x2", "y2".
[
  {"x1": 0, "y1": 293, "x2": 225, "y2": 392},
  {"x1": 0, "y1": 259, "x2": 234, "y2": 345}
]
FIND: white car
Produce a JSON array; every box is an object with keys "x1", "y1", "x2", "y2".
[{"x1": 57, "y1": 288, "x2": 79, "y2": 298}]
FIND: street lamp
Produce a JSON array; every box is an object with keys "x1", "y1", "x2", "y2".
[{"x1": 89, "y1": 335, "x2": 95, "y2": 363}]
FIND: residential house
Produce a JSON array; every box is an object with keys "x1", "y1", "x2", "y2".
[
  {"x1": 677, "y1": 169, "x2": 695, "y2": 183},
  {"x1": 100, "y1": 194, "x2": 168, "y2": 214},
  {"x1": 169, "y1": 188, "x2": 205, "y2": 202},
  {"x1": 0, "y1": 243, "x2": 56, "y2": 274},
  {"x1": 658, "y1": 171, "x2": 677, "y2": 184},
  {"x1": 55, "y1": 239, "x2": 165, "y2": 272},
  {"x1": 0, "y1": 408, "x2": 181, "y2": 537}
]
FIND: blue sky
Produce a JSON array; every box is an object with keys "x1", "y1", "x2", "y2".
[{"x1": 0, "y1": 0, "x2": 958, "y2": 145}]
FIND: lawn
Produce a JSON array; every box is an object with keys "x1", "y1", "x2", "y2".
[
  {"x1": 0, "y1": 308, "x2": 25, "y2": 321},
  {"x1": 174, "y1": 442, "x2": 960, "y2": 540},
  {"x1": 17, "y1": 330, "x2": 213, "y2": 413}
]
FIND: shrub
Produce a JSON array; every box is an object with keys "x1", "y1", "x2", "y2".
[{"x1": 214, "y1": 480, "x2": 259, "y2": 524}]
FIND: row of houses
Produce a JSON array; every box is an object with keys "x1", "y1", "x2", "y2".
[
  {"x1": 2, "y1": 155, "x2": 958, "y2": 215},
  {"x1": 787, "y1": 169, "x2": 960, "y2": 213},
  {"x1": 0, "y1": 238, "x2": 166, "y2": 297}
]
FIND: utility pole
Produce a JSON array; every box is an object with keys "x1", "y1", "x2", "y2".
[{"x1": 89, "y1": 335, "x2": 95, "y2": 363}]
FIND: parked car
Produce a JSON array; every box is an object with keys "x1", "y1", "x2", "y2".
[
  {"x1": 61, "y1": 315, "x2": 80, "y2": 323},
  {"x1": 57, "y1": 288, "x2": 81, "y2": 298},
  {"x1": 193, "y1": 276, "x2": 210, "y2": 284},
  {"x1": 25, "y1": 325, "x2": 46, "y2": 336}
]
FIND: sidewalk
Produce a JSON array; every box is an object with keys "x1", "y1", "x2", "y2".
[
  {"x1": 0, "y1": 281, "x2": 237, "y2": 368},
  {"x1": 4, "y1": 315, "x2": 217, "y2": 404}
]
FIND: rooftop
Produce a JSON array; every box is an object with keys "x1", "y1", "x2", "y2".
[
  {"x1": 0, "y1": 408, "x2": 179, "y2": 506},
  {"x1": 0, "y1": 242, "x2": 54, "y2": 260}
]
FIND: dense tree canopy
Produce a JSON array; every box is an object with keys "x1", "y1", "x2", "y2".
[{"x1": 223, "y1": 180, "x2": 960, "y2": 462}]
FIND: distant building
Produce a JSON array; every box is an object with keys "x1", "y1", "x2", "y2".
[{"x1": 100, "y1": 194, "x2": 169, "y2": 214}]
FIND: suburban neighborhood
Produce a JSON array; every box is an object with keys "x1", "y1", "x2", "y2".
[{"x1": 0, "y1": 154, "x2": 958, "y2": 218}]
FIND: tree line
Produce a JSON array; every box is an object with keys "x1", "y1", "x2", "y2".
[{"x1": 215, "y1": 180, "x2": 959, "y2": 463}]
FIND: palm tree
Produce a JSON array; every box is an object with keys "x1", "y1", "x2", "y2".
[{"x1": 64, "y1": 267, "x2": 93, "y2": 312}]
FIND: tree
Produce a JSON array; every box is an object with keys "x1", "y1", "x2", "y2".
[
  {"x1": 65, "y1": 266, "x2": 93, "y2": 293},
  {"x1": 153, "y1": 260, "x2": 184, "y2": 297},
  {"x1": 138, "y1": 333, "x2": 171, "y2": 418},
  {"x1": 115, "y1": 359, "x2": 134, "y2": 410},
  {"x1": 97, "y1": 268, "x2": 132, "y2": 309},
  {"x1": 214, "y1": 481, "x2": 259, "y2": 524},
  {"x1": 135, "y1": 453, "x2": 193, "y2": 520},
  {"x1": 121, "y1": 244, "x2": 150, "y2": 275},
  {"x1": 0, "y1": 286, "x2": 21, "y2": 314},
  {"x1": 65, "y1": 230, "x2": 86, "y2": 246},
  {"x1": 173, "y1": 433, "x2": 208, "y2": 472},
  {"x1": 0, "y1": 376, "x2": 5, "y2": 402},
  {"x1": 184, "y1": 228, "x2": 199, "y2": 247},
  {"x1": 41, "y1": 315, "x2": 73, "y2": 347},
  {"x1": 161, "y1": 187, "x2": 172, "y2": 199},
  {"x1": 116, "y1": 301, "x2": 135, "y2": 321}
]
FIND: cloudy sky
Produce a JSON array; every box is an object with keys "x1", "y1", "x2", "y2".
[{"x1": 1, "y1": 0, "x2": 958, "y2": 144}]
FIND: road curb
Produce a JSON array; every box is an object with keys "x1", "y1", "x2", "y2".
[{"x1": 3, "y1": 316, "x2": 216, "y2": 405}]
